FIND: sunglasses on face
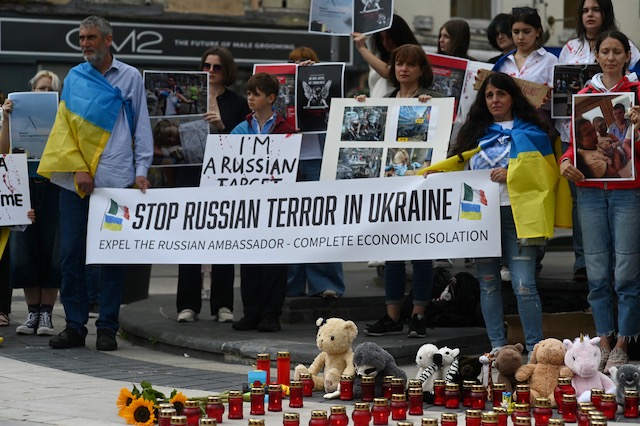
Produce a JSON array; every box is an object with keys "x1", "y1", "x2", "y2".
[
  {"x1": 512, "y1": 6, "x2": 538, "y2": 16},
  {"x1": 203, "y1": 63, "x2": 223, "y2": 73}
]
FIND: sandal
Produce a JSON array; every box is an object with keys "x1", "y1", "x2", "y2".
[{"x1": 0, "y1": 312, "x2": 9, "y2": 327}]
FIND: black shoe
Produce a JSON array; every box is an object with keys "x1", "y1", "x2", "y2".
[
  {"x1": 573, "y1": 267, "x2": 587, "y2": 282},
  {"x1": 365, "y1": 314, "x2": 403, "y2": 336},
  {"x1": 407, "y1": 314, "x2": 427, "y2": 338},
  {"x1": 96, "y1": 328, "x2": 118, "y2": 351},
  {"x1": 258, "y1": 316, "x2": 281, "y2": 332},
  {"x1": 49, "y1": 327, "x2": 85, "y2": 349},
  {"x1": 232, "y1": 316, "x2": 260, "y2": 331}
]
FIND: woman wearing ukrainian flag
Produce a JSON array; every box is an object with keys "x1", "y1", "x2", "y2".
[{"x1": 422, "y1": 71, "x2": 558, "y2": 357}]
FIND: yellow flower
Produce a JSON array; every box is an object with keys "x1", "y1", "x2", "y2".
[
  {"x1": 117, "y1": 387, "x2": 136, "y2": 416},
  {"x1": 122, "y1": 397, "x2": 156, "y2": 425},
  {"x1": 170, "y1": 392, "x2": 188, "y2": 414}
]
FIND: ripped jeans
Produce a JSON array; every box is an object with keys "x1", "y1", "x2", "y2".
[{"x1": 476, "y1": 206, "x2": 543, "y2": 352}]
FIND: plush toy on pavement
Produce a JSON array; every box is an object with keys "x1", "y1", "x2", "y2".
[
  {"x1": 494, "y1": 343, "x2": 525, "y2": 394},
  {"x1": 437, "y1": 346, "x2": 461, "y2": 384},
  {"x1": 294, "y1": 317, "x2": 357, "y2": 393},
  {"x1": 515, "y1": 338, "x2": 573, "y2": 407},
  {"x1": 563, "y1": 335, "x2": 616, "y2": 402},
  {"x1": 415, "y1": 343, "x2": 440, "y2": 402},
  {"x1": 609, "y1": 364, "x2": 640, "y2": 406}
]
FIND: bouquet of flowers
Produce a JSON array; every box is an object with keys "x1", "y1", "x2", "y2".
[{"x1": 117, "y1": 381, "x2": 188, "y2": 425}]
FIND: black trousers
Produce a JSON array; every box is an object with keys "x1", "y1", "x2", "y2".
[
  {"x1": 176, "y1": 264, "x2": 234, "y2": 315},
  {"x1": 239, "y1": 264, "x2": 287, "y2": 319},
  {"x1": 0, "y1": 247, "x2": 11, "y2": 313}
]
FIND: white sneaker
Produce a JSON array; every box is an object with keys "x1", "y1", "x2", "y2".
[
  {"x1": 500, "y1": 266, "x2": 511, "y2": 281},
  {"x1": 217, "y1": 307, "x2": 234, "y2": 323},
  {"x1": 177, "y1": 309, "x2": 198, "y2": 322},
  {"x1": 16, "y1": 311, "x2": 39, "y2": 335},
  {"x1": 37, "y1": 311, "x2": 55, "y2": 336}
]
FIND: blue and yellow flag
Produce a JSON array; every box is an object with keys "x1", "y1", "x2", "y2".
[
  {"x1": 37, "y1": 62, "x2": 129, "y2": 196},
  {"x1": 0, "y1": 228, "x2": 9, "y2": 259}
]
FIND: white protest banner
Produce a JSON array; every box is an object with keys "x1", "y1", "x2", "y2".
[
  {"x1": 0, "y1": 154, "x2": 32, "y2": 226},
  {"x1": 86, "y1": 169, "x2": 500, "y2": 264},
  {"x1": 199, "y1": 134, "x2": 302, "y2": 186}
]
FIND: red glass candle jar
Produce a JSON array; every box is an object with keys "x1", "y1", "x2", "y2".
[
  {"x1": 277, "y1": 351, "x2": 291, "y2": 386},
  {"x1": 256, "y1": 353, "x2": 271, "y2": 384},
  {"x1": 515, "y1": 417, "x2": 532, "y2": 426},
  {"x1": 289, "y1": 381, "x2": 303, "y2": 408},
  {"x1": 624, "y1": 390, "x2": 639, "y2": 418},
  {"x1": 329, "y1": 406, "x2": 349, "y2": 426},
  {"x1": 205, "y1": 396, "x2": 224, "y2": 422},
  {"x1": 590, "y1": 421, "x2": 607, "y2": 426},
  {"x1": 463, "y1": 381, "x2": 476, "y2": 407},
  {"x1": 183, "y1": 400, "x2": 201, "y2": 426},
  {"x1": 466, "y1": 409, "x2": 482, "y2": 426},
  {"x1": 396, "y1": 423, "x2": 413, "y2": 426},
  {"x1": 588, "y1": 413, "x2": 607, "y2": 426},
  {"x1": 600, "y1": 394, "x2": 616, "y2": 420},
  {"x1": 227, "y1": 390, "x2": 244, "y2": 420},
  {"x1": 548, "y1": 419, "x2": 565, "y2": 426},
  {"x1": 283, "y1": 412, "x2": 300, "y2": 426},
  {"x1": 391, "y1": 377, "x2": 405, "y2": 396},
  {"x1": 361, "y1": 376, "x2": 375, "y2": 402},
  {"x1": 372, "y1": 398, "x2": 390, "y2": 425},
  {"x1": 433, "y1": 379, "x2": 446, "y2": 406},
  {"x1": 422, "y1": 417, "x2": 438, "y2": 426},
  {"x1": 441, "y1": 413, "x2": 458, "y2": 426},
  {"x1": 533, "y1": 397, "x2": 552, "y2": 426},
  {"x1": 248, "y1": 420, "x2": 264, "y2": 426},
  {"x1": 512, "y1": 403, "x2": 531, "y2": 423},
  {"x1": 445, "y1": 383, "x2": 461, "y2": 409},
  {"x1": 352, "y1": 402, "x2": 372, "y2": 426},
  {"x1": 408, "y1": 386, "x2": 423, "y2": 416},
  {"x1": 158, "y1": 408, "x2": 177, "y2": 426},
  {"x1": 382, "y1": 376, "x2": 394, "y2": 400},
  {"x1": 481, "y1": 411, "x2": 498, "y2": 426},
  {"x1": 199, "y1": 419, "x2": 216, "y2": 425},
  {"x1": 590, "y1": 389, "x2": 603, "y2": 411},
  {"x1": 492, "y1": 383, "x2": 506, "y2": 408},
  {"x1": 300, "y1": 372, "x2": 314, "y2": 397},
  {"x1": 339, "y1": 375, "x2": 354, "y2": 401},
  {"x1": 390, "y1": 393, "x2": 408, "y2": 420},
  {"x1": 170, "y1": 416, "x2": 187, "y2": 426},
  {"x1": 494, "y1": 407, "x2": 508, "y2": 426},
  {"x1": 471, "y1": 384, "x2": 487, "y2": 410},
  {"x1": 554, "y1": 377, "x2": 576, "y2": 414},
  {"x1": 408, "y1": 379, "x2": 421, "y2": 389},
  {"x1": 309, "y1": 410, "x2": 330, "y2": 426},
  {"x1": 250, "y1": 387, "x2": 265, "y2": 415},
  {"x1": 268, "y1": 384, "x2": 283, "y2": 412},
  {"x1": 577, "y1": 405, "x2": 595, "y2": 426},
  {"x1": 562, "y1": 394, "x2": 577, "y2": 423},
  {"x1": 516, "y1": 384, "x2": 531, "y2": 404}
]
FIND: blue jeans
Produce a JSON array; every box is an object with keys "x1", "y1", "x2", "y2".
[
  {"x1": 476, "y1": 206, "x2": 543, "y2": 352},
  {"x1": 384, "y1": 260, "x2": 433, "y2": 305},
  {"x1": 577, "y1": 187, "x2": 640, "y2": 339},
  {"x1": 562, "y1": 141, "x2": 585, "y2": 272},
  {"x1": 59, "y1": 189, "x2": 125, "y2": 336}
]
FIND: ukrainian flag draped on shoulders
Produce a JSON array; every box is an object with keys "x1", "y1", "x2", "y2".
[
  {"x1": 38, "y1": 62, "x2": 131, "y2": 196},
  {"x1": 422, "y1": 117, "x2": 559, "y2": 239}
]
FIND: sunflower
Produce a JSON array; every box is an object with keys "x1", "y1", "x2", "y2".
[
  {"x1": 117, "y1": 387, "x2": 136, "y2": 416},
  {"x1": 170, "y1": 392, "x2": 188, "y2": 414},
  {"x1": 122, "y1": 397, "x2": 156, "y2": 425}
]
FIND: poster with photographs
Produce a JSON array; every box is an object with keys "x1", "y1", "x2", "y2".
[
  {"x1": 253, "y1": 64, "x2": 297, "y2": 130},
  {"x1": 572, "y1": 92, "x2": 635, "y2": 181},
  {"x1": 552, "y1": 64, "x2": 601, "y2": 118},
  {"x1": 143, "y1": 71, "x2": 209, "y2": 117},
  {"x1": 296, "y1": 63, "x2": 345, "y2": 132},
  {"x1": 321, "y1": 97, "x2": 455, "y2": 181},
  {"x1": 7, "y1": 91, "x2": 58, "y2": 159},
  {"x1": 309, "y1": 0, "x2": 394, "y2": 35},
  {"x1": 427, "y1": 53, "x2": 468, "y2": 120}
]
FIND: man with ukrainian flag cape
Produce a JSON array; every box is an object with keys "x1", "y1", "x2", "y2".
[
  {"x1": 420, "y1": 72, "x2": 559, "y2": 356},
  {"x1": 38, "y1": 16, "x2": 153, "y2": 351}
]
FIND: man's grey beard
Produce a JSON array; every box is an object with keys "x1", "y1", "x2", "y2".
[{"x1": 84, "y1": 49, "x2": 107, "y2": 67}]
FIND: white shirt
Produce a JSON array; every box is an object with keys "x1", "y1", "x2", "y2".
[{"x1": 496, "y1": 47, "x2": 558, "y2": 87}]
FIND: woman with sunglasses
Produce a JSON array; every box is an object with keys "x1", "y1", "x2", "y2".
[
  {"x1": 175, "y1": 47, "x2": 250, "y2": 324},
  {"x1": 487, "y1": 13, "x2": 516, "y2": 64},
  {"x1": 560, "y1": 30, "x2": 640, "y2": 373}
]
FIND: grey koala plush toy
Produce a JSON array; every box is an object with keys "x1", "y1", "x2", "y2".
[
  {"x1": 352, "y1": 341, "x2": 407, "y2": 398},
  {"x1": 609, "y1": 364, "x2": 640, "y2": 405}
]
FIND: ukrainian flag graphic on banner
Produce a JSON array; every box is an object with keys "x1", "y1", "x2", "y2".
[
  {"x1": 102, "y1": 199, "x2": 130, "y2": 231},
  {"x1": 459, "y1": 183, "x2": 487, "y2": 220}
]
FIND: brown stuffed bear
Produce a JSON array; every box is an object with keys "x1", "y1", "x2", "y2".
[
  {"x1": 514, "y1": 338, "x2": 574, "y2": 407},
  {"x1": 494, "y1": 343, "x2": 524, "y2": 393}
]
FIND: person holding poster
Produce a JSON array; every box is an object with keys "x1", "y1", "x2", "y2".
[
  {"x1": 230, "y1": 73, "x2": 295, "y2": 332},
  {"x1": 437, "y1": 19, "x2": 474, "y2": 60},
  {"x1": 0, "y1": 92, "x2": 10, "y2": 327},
  {"x1": 174, "y1": 47, "x2": 250, "y2": 325},
  {"x1": 360, "y1": 44, "x2": 441, "y2": 338},
  {"x1": 352, "y1": 14, "x2": 420, "y2": 98},
  {"x1": 560, "y1": 30, "x2": 640, "y2": 373},
  {"x1": 37, "y1": 16, "x2": 153, "y2": 351},
  {"x1": 424, "y1": 72, "x2": 556, "y2": 357},
  {"x1": 0, "y1": 71, "x2": 62, "y2": 336}
]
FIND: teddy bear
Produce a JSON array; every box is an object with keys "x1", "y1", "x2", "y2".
[
  {"x1": 563, "y1": 335, "x2": 615, "y2": 403},
  {"x1": 454, "y1": 355, "x2": 483, "y2": 386},
  {"x1": 494, "y1": 343, "x2": 525, "y2": 394},
  {"x1": 415, "y1": 343, "x2": 440, "y2": 393},
  {"x1": 609, "y1": 364, "x2": 640, "y2": 405},
  {"x1": 514, "y1": 338, "x2": 573, "y2": 407},
  {"x1": 294, "y1": 317, "x2": 357, "y2": 393}
]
